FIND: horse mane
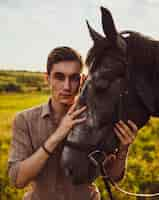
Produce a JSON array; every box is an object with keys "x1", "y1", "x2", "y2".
[
  {"x1": 86, "y1": 31, "x2": 159, "y2": 77},
  {"x1": 122, "y1": 31, "x2": 159, "y2": 68}
]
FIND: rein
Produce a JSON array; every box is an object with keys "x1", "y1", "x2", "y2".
[{"x1": 88, "y1": 150, "x2": 159, "y2": 199}]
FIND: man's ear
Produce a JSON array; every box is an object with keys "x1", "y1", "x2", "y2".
[{"x1": 45, "y1": 72, "x2": 50, "y2": 84}]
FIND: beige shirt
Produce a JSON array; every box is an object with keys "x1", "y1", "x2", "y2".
[{"x1": 8, "y1": 99, "x2": 100, "y2": 200}]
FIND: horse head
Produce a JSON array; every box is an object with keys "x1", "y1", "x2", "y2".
[{"x1": 60, "y1": 7, "x2": 159, "y2": 185}]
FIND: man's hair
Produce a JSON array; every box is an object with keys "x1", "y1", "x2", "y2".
[{"x1": 47, "y1": 46, "x2": 83, "y2": 75}]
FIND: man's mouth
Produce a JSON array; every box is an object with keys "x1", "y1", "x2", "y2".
[{"x1": 60, "y1": 93, "x2": 72, "y2": 97}]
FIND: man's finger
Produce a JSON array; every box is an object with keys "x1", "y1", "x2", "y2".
[
  {"x1": 67, "y1": 100, "x2": 78, "y2": 114},
  {"x1": 71, "y1": 106, "x2": 87, "y2": 118},
  {"x1": 114, "y1": 127, "x2": 133, "y2": 145},
  {"x1": 115, "y1": 123, "x2": 131, "y2": 139},
  {"x1": 119, "y1": 120, "x2": 131, "y2": 135},
  {"x1": 127, "y1": 120, "x2": 138, "y2": 133},
  {"x1": 113, "y1": 127, "x2": 126, "y2": 144},
  {"x1": 73, "y1": 116, "x2": 87, "y2": 125}
]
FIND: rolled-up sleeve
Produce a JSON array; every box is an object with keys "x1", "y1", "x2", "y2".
[{"x1": 8, "y1": 112, "x2": 33, "y2": 186}]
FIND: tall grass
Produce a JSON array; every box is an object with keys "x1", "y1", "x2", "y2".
[{"x1": 0, "y1": 92, "x2": 49, "y2": 136}]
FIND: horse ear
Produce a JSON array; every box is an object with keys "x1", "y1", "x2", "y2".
[
  {"x1": 101, "y1": 7, "x2": 127, "y2": 53},
  {"x1": 86, "y1": 20, "x2": 104, "y2": 43},
  {"x1": 101, "y1": 6, "x2": 118, "y2": 43}
]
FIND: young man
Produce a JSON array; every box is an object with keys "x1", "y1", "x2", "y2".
[{"x1": 8, "y1": 47, "x2": 138, "y2": 200}]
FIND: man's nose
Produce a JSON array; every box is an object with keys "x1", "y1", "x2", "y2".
[{"x1": 63, "y1": 77, "x2": 71, "y2": 90}]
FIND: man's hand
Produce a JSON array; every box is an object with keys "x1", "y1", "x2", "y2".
[
  {"x1": 103, "y1": 120, "x2": 138, "y2": 182},
  {"x1": 114, "y1": 120, "x2": 138, "y2": 149},
  {"x1": 56, "y1": 101, "x2": 87, "y2": 140}
]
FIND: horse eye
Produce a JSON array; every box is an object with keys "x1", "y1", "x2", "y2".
[
  {"x1": 70, "y1": 74, "x2": 80, "y2": 82},
  {"x1": 95, "y1": 80, "x2": 109, "y2": 91},
  {"x1": 92, "y1": 72, "x2": 109, "y2": 90}
]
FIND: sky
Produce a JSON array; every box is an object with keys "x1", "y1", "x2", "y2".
[{"x1": 1, "y1": 0, "x2": 159, "y2": 72}]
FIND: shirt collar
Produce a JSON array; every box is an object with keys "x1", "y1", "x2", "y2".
[{"x1": 41, "y1": 98, "x2": 53, "y2": 118}]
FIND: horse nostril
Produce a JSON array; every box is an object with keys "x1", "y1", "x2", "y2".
[
  {"x1": 65, "y1": 166, "x2": 73, "y2": 177},
  {"x1": 69, "y1": 167, "x2": 73, "y2": 176}
]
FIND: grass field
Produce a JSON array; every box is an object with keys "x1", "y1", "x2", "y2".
[{"x1": 0, "y1": 92, "x2": 49, "y2": 136}]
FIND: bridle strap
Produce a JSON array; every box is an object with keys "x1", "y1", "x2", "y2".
[
  {"x1": 64, "y1": 140, "x2": 97, "y2": 153},
  {"x1": 100, "y1": 164, "x2": 114, "y2": 200}
]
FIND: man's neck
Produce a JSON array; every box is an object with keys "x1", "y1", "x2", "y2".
[{"x1": 51, "y1": 99, "x2": 70, "y2": 120}]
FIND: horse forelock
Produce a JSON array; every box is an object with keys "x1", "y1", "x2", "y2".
[{"x1": 85, "y1": 38, "x2": 118, "y2": 70}]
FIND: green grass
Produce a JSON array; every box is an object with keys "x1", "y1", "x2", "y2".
[{"x1": 0, "y1": 92, "x2": 49, "y2": 135}]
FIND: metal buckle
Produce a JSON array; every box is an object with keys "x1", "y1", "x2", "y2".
[{"x1": 88, "y1": 150, "x2": 106, "y2": 167}]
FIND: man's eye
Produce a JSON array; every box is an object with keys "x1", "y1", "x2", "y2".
[
  {"x1": 70, "y1": 74, "x2": 80, "y2": 82},
  {"x1": 54, "y1": 73, "x2": 65, "y2": 81}
]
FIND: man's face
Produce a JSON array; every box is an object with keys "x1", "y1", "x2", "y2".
[{"x1": 48, "y1": 61, "x2": 81, "y2": 106}]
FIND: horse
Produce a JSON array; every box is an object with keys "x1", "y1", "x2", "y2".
[{"x1": 60, "y1": 7, "x2": 159, "y2": 187}]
